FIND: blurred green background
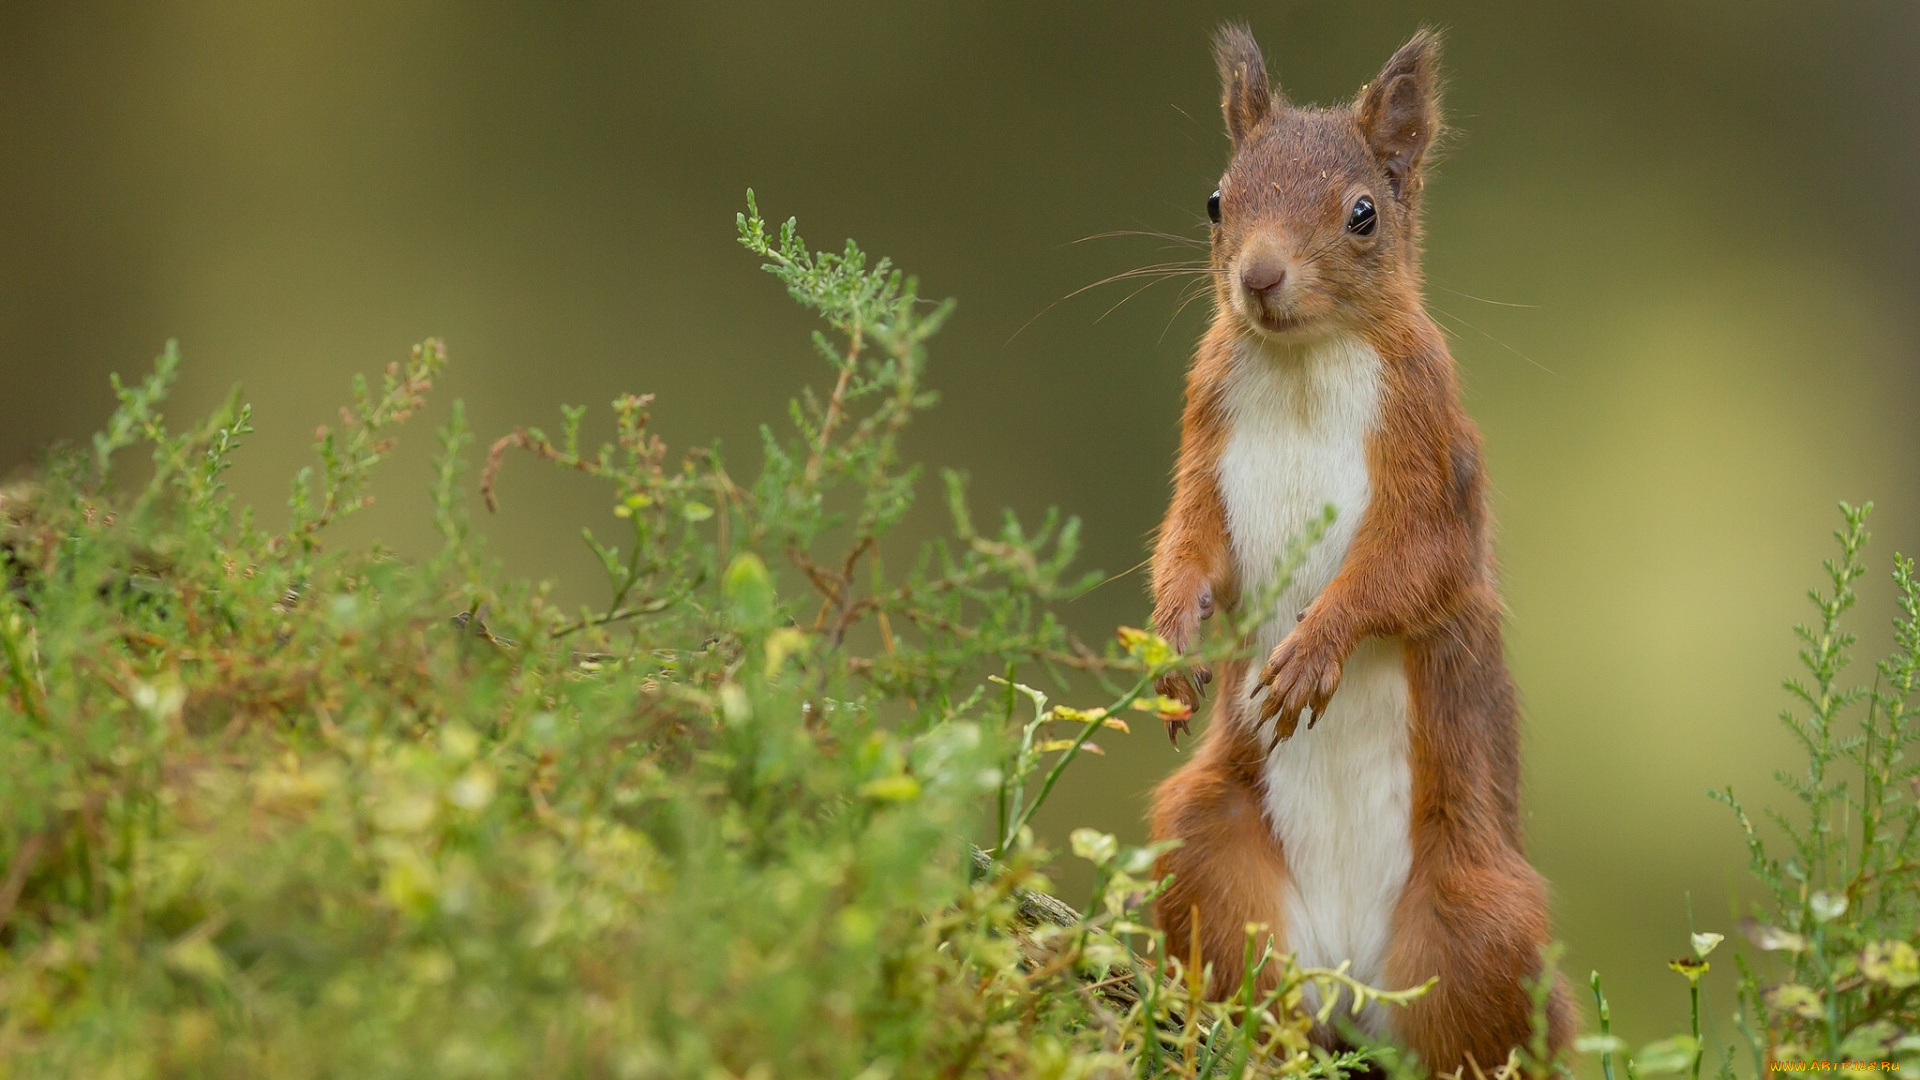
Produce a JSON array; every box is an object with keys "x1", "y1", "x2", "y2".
[{"x1": 4, "y1": 0, "x2": 1918, "y2": 1060}]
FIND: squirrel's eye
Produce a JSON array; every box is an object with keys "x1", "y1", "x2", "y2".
[
  {"x1": 1207, "y1": 189, "x2": 1222, "y2": 225},
  {"x1": 1346, "y1": 195, "x2": 1377, "y2": 236}
]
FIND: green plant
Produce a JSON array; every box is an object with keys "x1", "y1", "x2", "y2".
[
  {"x1": 0, "y1": 195, "x2": 1420, "y2": 1079},
  {"x1": 1580, "y1": 505, "x2": 1919, "y2": 1079},
  {"x1": 1721, "y1": 503, "x2": 1920, "y2": 1069}
]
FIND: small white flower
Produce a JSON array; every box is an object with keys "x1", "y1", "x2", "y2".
[
  {"x1": 447, "y1": 765, "x2": 496, "y2": 811},
  {"x1": 720, "y1": 683, "x2": 751, "y2": 723},
  {"x1": 1809, "y1": 891, "x2": 1848, "y2": 923}
]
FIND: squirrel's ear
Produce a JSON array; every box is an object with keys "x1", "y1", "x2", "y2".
[
  {"x1": 1214, "y1": 24, "x2": 1278, "y2": 146},
  {"x1": 1357, "y1": 28, "x2": 1443, "y2": 201}
]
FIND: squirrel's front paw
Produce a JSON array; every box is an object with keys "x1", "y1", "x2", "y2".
[
  {"x1": 1151, "y1": 583, "x2": 1216, "y2": 744},
  {"x1": 1251, "y1": 624, "x2": 1345, "y2": 742},
  {"x1": 1154, "y1": 662, "x2": 1212, "y2": 712}
]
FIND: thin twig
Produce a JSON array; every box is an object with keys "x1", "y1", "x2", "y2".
[
  {"x1": 805, "y1": 323, "x2": 862, "y2": 483},
  {"x1": 0, "y1": 832, "x2": 48, "y2": 933},
  {"x1": 549, "y1": 597, "x2": 675, "y2": 639}
]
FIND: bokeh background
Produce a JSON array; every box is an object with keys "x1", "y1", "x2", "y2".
[{"x1": 4, "y1": 1, "x2": 1918, "y2": 1062}]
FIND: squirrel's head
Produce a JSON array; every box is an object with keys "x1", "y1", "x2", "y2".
[{"x1": 1207, "y1": 26, "x2": 1443, "y2": 341}]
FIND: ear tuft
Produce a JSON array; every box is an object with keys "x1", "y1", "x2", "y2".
[
  {"x1": 1213, "y1": 24, "x2": 1279, "y2": 146},
  {"x1": 1356, "y1": 28, "x2": 1444, "y2": 201}
]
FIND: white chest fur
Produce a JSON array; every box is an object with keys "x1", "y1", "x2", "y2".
[{"x1": 1214, "y1": 334, "x2": 1413, "y2": 1031}]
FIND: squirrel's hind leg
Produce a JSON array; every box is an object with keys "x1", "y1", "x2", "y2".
[
  {"x1": 1149, "y1": 689, "x2": 1290, "y2": 1000},
  {"x1": 1382, "y1": 858, "x2": 1573, "y2": 1074}
]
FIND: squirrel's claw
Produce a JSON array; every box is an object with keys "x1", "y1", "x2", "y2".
[
  {"x1": 1252, "y1": 629, "x2": 1344, "y2": 744},
  {"x1": 1165, "y1": 715, "x2": 1193, "y2": 748},
  {"x1": 1155, "y1": 662, "x2": 1209, "y2": 712},
  {"x1": 1151, "y1": 583, "x2": 1217, "y2": 748}
]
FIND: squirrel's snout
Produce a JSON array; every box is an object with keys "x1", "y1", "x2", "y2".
[
  {"x1": 1233, "y1": 238, "x2": 1312, "y2": 333},
  {"x1": 1238, "y1": 254, "x2": 1288, "y2": 298}
]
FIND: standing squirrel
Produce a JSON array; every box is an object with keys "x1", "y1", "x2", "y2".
[{"x1": 1146, "y1": 26, "x2": 1572, "y2": 1070}]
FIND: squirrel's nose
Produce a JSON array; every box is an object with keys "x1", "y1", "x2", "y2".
[{"x1": 1238, "y1": 254, "x2": 1287, "y2": 296}]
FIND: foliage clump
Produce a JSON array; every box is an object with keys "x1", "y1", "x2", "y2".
[
  {"x1": 1718, "y1": 505, "x2": 1920, "y2": 1070},
  {"x1": 0, "y1": 196, "x2": 1412, "y2": 1079},
  {"x1": 1583, "y1": 505, "x2": 1919, "y2": 1080}
]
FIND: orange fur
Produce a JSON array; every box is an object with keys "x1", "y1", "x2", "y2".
[
  {"x1": 1147, "y1": 27, "x2": 1572, "y2": 1072},
  {"x1": 1148, "y1": 659, "x2": 1289, "y2": 997}
]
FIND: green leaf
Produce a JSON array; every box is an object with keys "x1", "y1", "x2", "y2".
[
  {"x1": 1765, "y1": 984, "x2": 1825, "y2": 1021},
  {"x1": 1633, "y1": 1036, "x2": 1699, "y2": 1075},
  {"x1": 1070, "y1": 828, "x2": 1118, "y2": 867},
  {"x1": 165, "y1": 934, "x2": 229, "y2": 986},
  {"x1": 1861, "y1": 941, "x2": 1919, "y2": 988},
  {"x1": 858, "y1": 776, "x2": 921, "y2": 802},
  {"x1": 723, "y1": 551, "x2": 776, "y2": 629}
]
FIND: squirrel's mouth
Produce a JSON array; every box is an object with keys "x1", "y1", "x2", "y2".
[
  {"x1": 1248, "y1": 309, "x2": 1312, "y2": 337},
  {"x1": 1235, "y1": 287, "x2": 1319, "y2": 339}
]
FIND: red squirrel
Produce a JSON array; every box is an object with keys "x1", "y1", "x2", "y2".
[{"x1": 1145, "y1": 26, "x2": 1572, "y2": 1070}]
